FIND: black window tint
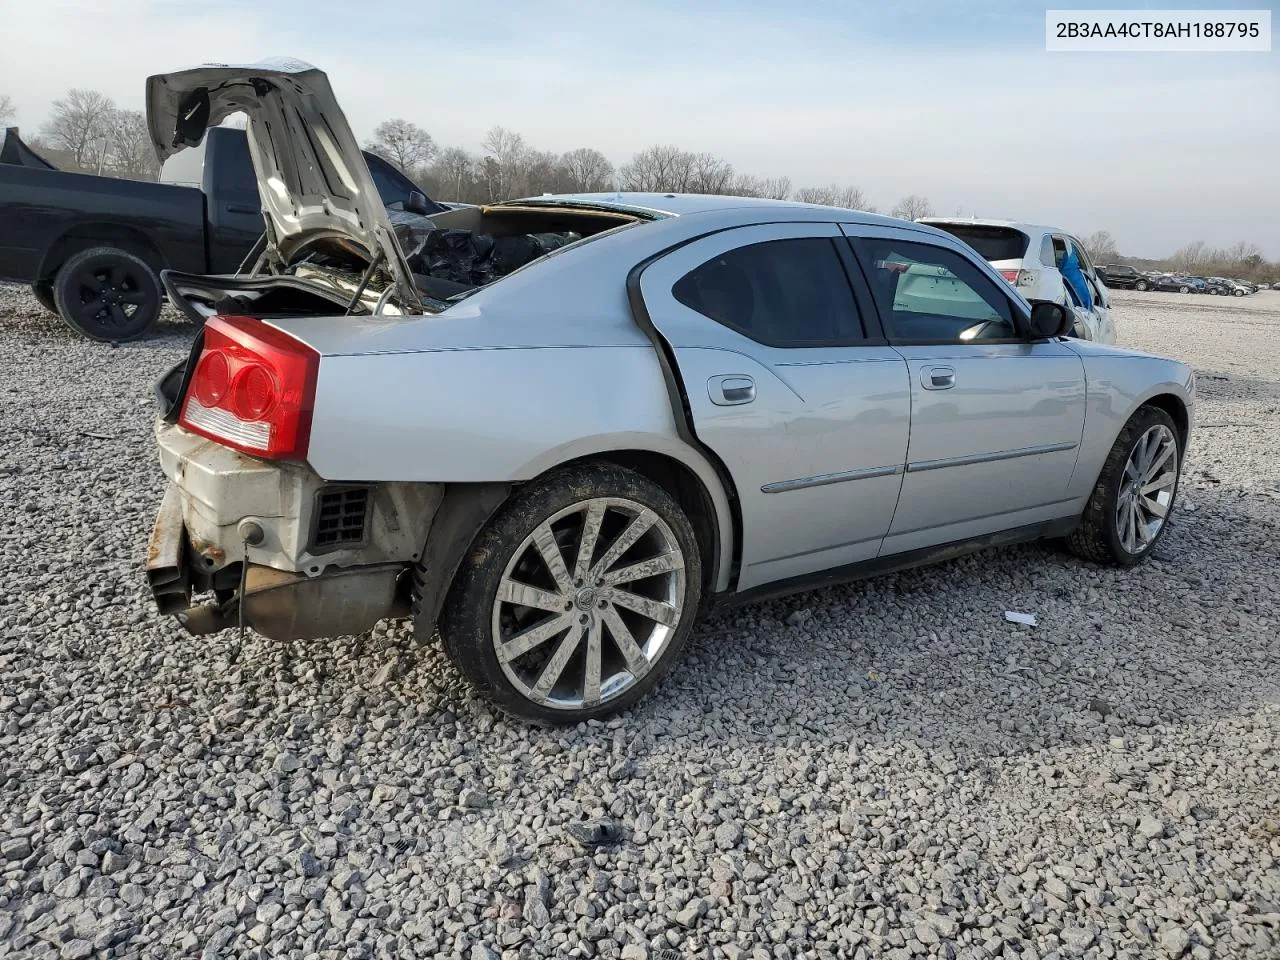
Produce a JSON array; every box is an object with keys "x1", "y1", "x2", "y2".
[
  {"x1": 673, "y1": 238, "x2": 864, "y2": 346},
  {"x1": 853, "y1": 238, "x2": 1018, "y2": 343},
  {"x1": 364, "y1": 154, "x2": 411, "y2": 209},
  {"x1": 218, "y1": 134, "x2": 258, "y2": 196}
]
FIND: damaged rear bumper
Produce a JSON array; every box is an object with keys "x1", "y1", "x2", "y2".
[
  {"x1": 146, "y1": 421, "x2": 444, "y2": 641},
  {"x1": 147, "y1": 479, "x2": 411, "y2": 640}
]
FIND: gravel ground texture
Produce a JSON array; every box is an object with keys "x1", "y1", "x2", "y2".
[{"x1": 1, "y1": 282, "x2": 1278, "y2": 960}]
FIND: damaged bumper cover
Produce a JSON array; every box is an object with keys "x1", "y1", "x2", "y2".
[{"x1": 147, "y1": 421, "x2": 444, "y2": 641}]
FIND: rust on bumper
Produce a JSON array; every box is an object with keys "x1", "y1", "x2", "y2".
[
  {"x1": 146, "y1": 484, "x2": 191, "y2": 615},
  {"x1": 147, "y1": 482, "x2": 409, "y2": 641},
  {"x1": 177, "y1": 563, "x2": 407, "y2": 641}
]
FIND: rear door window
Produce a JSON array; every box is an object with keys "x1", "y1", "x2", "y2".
[{"x1": 673, "y1": 238, "x2": 866, "y2": 346}]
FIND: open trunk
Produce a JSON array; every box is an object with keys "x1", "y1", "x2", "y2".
[{"x1": 148, "y1": 59, "x2": 650, "y2": 322}]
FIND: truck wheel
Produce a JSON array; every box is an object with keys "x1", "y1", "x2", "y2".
[
  {"x1": 1135, "y1": 280, "x2": 1148, "y2": 291},
  {"x1": 32, "y1": 282, "x2": 57, "y2": 314},
  {"x1": 436, "y1": 462, "x2": 702, "y2": 724},
  {"x1": 52, "y1": 247, "x2": 161, "y2": 342}
]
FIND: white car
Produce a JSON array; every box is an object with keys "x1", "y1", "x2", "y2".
[{"x1": 919, "y1": 219, "x2": 1114, "y2": 343}]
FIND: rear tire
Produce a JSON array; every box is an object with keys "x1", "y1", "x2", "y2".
[
  {"x1": 435, "y1": 462, "x2": 703, "y2": 724},
  {"x1": 52, "y1": 247, "x2": 161, "y2": 342},
  {"x1": 1066, "y1": 406, "x2": 1181, "y2": 567}
]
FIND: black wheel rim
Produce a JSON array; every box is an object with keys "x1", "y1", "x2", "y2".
[{"x1": 73, "y1": 263, "x2": 150, "y2": 331}]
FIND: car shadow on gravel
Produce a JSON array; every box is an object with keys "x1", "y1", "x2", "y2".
[
  {"x1": 197, "y1": 476, "x2": 1280, "y2": 780},
  {"x1": 621, "y1": 480, "x2": 1280, "y2": 764}
]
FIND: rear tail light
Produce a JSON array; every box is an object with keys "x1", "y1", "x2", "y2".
[
  {"x1": 179, "y1": 316, "x2": 319, "y2": 460},
  {"x1": 998, "y1": 268, "x2": 1038, "y2": 288}
]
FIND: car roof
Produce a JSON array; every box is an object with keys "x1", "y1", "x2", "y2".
[
  {"x1": 506, "y1": 191, "x2": 925, "y2": 231},
  {"x1": 919, "y1": 217, "x2": 1064, "y2": 237}
]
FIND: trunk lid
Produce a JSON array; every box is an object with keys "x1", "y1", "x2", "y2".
[{"x1": 145, "y1": 58, "x2": 420, "y2": 311}]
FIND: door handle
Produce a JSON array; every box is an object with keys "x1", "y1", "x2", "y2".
[
  {"x1": 708, "y1": 375, "x2": 755, "y2": 406},
  {"x1": 921, "y1": 365, "x2": 956, "y2": 390},
  {"x1": 225, "y1": 203, "x2": 259, "y2": 215}
]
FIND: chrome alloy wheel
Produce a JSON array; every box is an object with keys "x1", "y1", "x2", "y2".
[
  {"x1": 491, "y1": 497, "x2": 687, "y2": 711},
  {"x1": 1115, "y1": 423, "x2": 1178, "y2": 554}
]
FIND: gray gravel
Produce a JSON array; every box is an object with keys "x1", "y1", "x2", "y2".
[{"x1": 1, "y1": 282, "x2": 1278, "y2": 960}]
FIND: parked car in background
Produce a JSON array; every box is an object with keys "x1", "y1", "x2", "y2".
[
  {"x1": 0, "y1": 125, "x2": 443, "y2": 341},
  {"x1": 1200, "y1": 277, "x2": 1235, "y2": 295},
  {"x1": 145, "y1": 60, "x2": 1194, "y2": 722},
  {"x1": 1150, "y1": 275, "x2": 1196, "y2": 293},
  {"x1": 919, "y1": 218, "x2": 1113, "y2": 343},
  {"x1": 1097, "y1": 263, "x2": 1143, "y2": 288}
]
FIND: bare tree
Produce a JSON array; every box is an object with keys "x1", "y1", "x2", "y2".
[
  {"x1": 1226, "y1": 240, "x2": 1262, "y2": 264},
  {"x1": 481, "y1": 126, "x2": 528, "y2": 200},
  {"x1": 520, "y1": 149, "x2": 561, "y2": 196},
  {"x1": 890, "y1": 194, "x2": 933, "y2": 221},
  {"x1": 560, "y1": 147, "x2": 614, "y2": 192},
  {"x1": 759, "y1": 176, "x2": 792, "y2": 201},
  {"x1": 619, "y1": 145, "x2": 690, "y2": 192},
  {"x1": 366, "y1": 118, "x2": 436, "y2": 174},
  {"x1": 0, "y1": 94, "x2": 15, "y2": 126},
  {"x1": 1083, "y1": 230, "x2": 1119, "y2": 262},
  {"x1": 429, "y1": 146, "x2": 477, "y2": 201},
  {"x1": 42, "y1": 88, "x2": 115, "y2": 170},
  {"x1": 1172, "y1": 240, "x2": 1207, "y2": 270},
  {"x1": 687, "y1": 152, "x2": 735, "y2": 194},
  {"x1": 795, "y1": 183, "x2": 875, "y2": 211},
  {"x1": 107, "y1": 109, "x2": 158, "y2": 180}
]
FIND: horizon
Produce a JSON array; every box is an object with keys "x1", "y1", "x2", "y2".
[{"x1": 1, "y1": 0, "x2": 1276, "y2": 258}]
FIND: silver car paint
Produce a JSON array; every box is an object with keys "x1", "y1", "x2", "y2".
[
  {"x1": 635, "y1": 221, "x2": 911, "y2": 588},
  {"x1": 245, "y1": 195, "x2": 1191, "y2": 600}
]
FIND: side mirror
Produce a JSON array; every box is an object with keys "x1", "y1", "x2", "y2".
[
  {"x1": 404, "y1": 190, "x2": 431, "y2": 216},
  {"x1": 1027, "y1": 301, "x2": 1073, "y2": 339}
]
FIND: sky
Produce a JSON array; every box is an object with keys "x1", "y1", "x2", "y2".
[{"x1": 1, "y1": 0, "x2": 1277, "y2": 258}]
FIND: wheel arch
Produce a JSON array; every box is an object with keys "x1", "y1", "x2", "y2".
[
  {"x1": 1141, "y1": 391, "x2": 1191, "y2": 453},
  {"x1": 38, "y1": 223, "x2": 167, "y2": 282},
  {"x1": 416, "y1": 445, "x2": 739, "y2": 642}
]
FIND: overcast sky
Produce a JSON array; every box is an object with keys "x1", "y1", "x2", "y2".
[{"x1": 2, "y1": 0, "x2": 1276, "y2": 257}]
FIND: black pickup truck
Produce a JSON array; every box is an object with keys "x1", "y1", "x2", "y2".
[{"x1": 0, "y1": 126, "x2": 443, "y2": 340}]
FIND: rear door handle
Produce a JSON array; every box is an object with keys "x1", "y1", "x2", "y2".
[
  {"x1": 225, "y1": 203, "x2": 260, "y2": 215},
  {"x1": 709, "y1": 375, "x2": 755, "y2": 406},
  {"x1": 921, "y1": 365, "x2": 955, "y2": 390}
]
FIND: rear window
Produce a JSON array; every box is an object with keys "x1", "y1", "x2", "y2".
[{"x1": 927, "y1": 224, "x2": 1030, "y2": 263}]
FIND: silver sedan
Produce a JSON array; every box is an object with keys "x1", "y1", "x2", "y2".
[{"x1": 145, "y1": 61, "x2": 1194, "y2": 722}]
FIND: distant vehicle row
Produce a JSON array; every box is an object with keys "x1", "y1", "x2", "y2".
[{"x1": 1097, "y1": 264, "x2": 1265, "y2": 296}]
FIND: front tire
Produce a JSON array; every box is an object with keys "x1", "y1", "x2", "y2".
[
  {"x1": 436, "y1": 462, "x2": 703, "y2": 723},
  {"x1": 52, "y1": 247, "x2": 161, "y2": 342},
  {"x1": 1066, "y1": 406, "x2": 1181, "y2": 566},
  {"x1": 1135, "y1": 280, "x2": 1149, "y2": 291}
]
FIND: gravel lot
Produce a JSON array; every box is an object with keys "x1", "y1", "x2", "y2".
[{"x1": 1, "y1": 282, "x2": 1278, "y2": 960}]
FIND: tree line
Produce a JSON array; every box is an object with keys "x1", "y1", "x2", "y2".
[
  {"x1": 1082, "y1": 230, "x2": 1274, "y2": 284},
  {"x1": 3, "y1": 90, "x2": 1275, "y2": 282}
]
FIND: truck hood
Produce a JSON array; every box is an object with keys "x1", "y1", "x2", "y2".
[{"x1": 146, "y1": 58, "x2": 420, "y2": 311}]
